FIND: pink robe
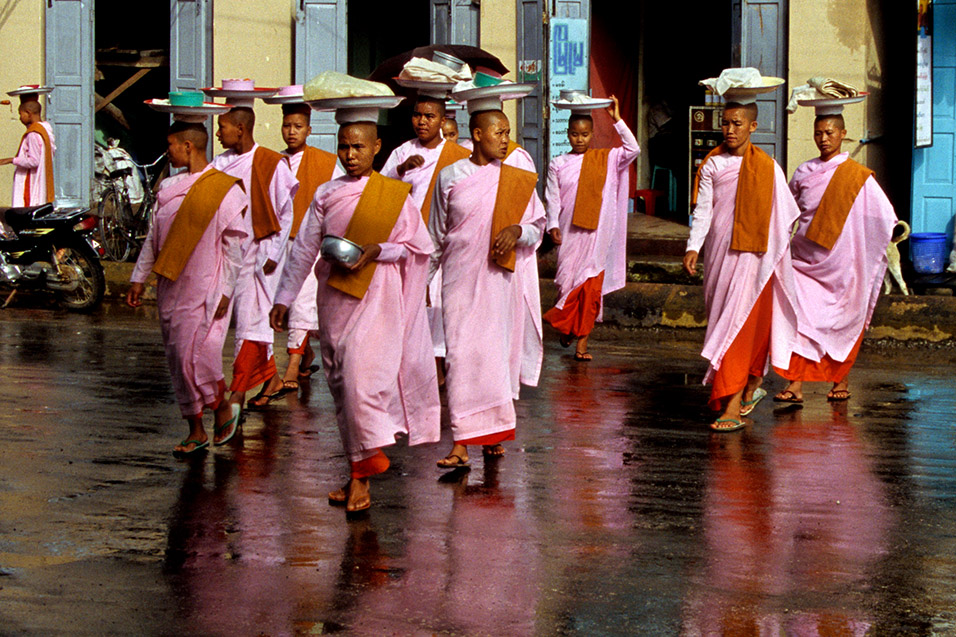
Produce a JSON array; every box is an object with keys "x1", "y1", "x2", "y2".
[
  {"x1": 788, "y1": 153, "x2": 897, "y2": 363},
  {"x1": 686, "y1": 153, "x2": 800, "y2": 382},
  {"x1": 12, "y1": 122, "x2": 55, "y2": 207},
  {"x1": 130, "y1": 166, "x2": 248, "y2": 416},
  {"x1": 546, "y1": 119, "x2": 640, "y2": 313},
  {"x1": 211, "y1": 144, "x2": 298, "y2": 354},
  {"x1": 429, "y1": 159, "x2": 545, "y2": 441},
  {"x1": 275, "y1": 175, "x2": 440, "y2": 461},
  {"x1": 282, "y1": 148, "x2": 343, "y2": 351},
  {"x1": 382, "y1": 137, "x2": 453, "y2": 357}
]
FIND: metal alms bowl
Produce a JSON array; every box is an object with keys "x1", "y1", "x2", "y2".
[{"x1": 320, "y1": 234, "x2": 363, "y2": 266}]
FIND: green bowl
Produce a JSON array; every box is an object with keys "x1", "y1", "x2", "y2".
[
  {"x1": 473, "y1": 72, "x2": 503, "y2": 88},
  {"x1": 169, "y1": 91, "x2": 204, "y2": 107}
]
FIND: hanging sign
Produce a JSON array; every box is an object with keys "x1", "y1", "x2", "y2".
[{"x1": 548, "y1": 18, "x2": 589, "y2": 158}]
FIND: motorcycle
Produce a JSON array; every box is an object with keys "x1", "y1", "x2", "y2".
[{"x1": 0, "y1": 203, "x2": 106, "y2": 312}]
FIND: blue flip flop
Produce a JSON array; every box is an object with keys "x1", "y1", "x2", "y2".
[
  {"x1": 173, "y1": 438, "x2": 209, "y2": 458},
  {"x1": 213, "y1": 403, "x2": 241, "y2": 446},
  {"x1": 739, "y1": 387, "x2": 767, "y2": 416}
]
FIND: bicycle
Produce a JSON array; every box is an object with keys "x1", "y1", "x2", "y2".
[{"x1": 95, "y1": 150, "x2": 167, "y2": 262}]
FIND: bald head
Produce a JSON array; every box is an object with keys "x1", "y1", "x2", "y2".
[
  {"x1": 19, "y1": 101, "x2": 41, "y2": 116},
  {"x1": 814, "y1": 113, "x2": 845, "y2": 130},
  {"x1": 224, "y1": 107, "x2": 255, "y2": 131},
  {"x1": 413, "y1": 96, "x2": 446, "y2": 118},
  {"x1": 724, "y1": 101, "x2": 758, "y2": 123},
  {"x1": 469, "y1": 109, "x2": 507, "y2": 141},
  {"x1": 337, "y1": 122, "x2": 381, "y2": 177},
  {"x1": 282, "y1": 103, "x2": 312, "y2": 118},
  {"x1": 168, "y1": 121, "x2": 208, "y2": 150}
]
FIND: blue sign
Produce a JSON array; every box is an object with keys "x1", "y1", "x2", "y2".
[{"x1": 549, "y1": 18, "x2": 589, "y2": 158}]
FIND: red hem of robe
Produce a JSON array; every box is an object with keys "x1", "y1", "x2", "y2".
[
  {"x1": 287, "y1": 340, "x2": 308, "y2": 356},
  {"x1": 456, "y1": 429, "x2": 516, "y2": 447},
  {"x1": 543, "y1": 272, "x2": 605, "y2": 338},
  {"x1": 773, "y1": 331, "x2": 864, "y2": 383},
  {"x1": 708, "y1": 280, "x2": 774, "y2": 411},
  {"x1": 350, "y1": 449, "x2": 390, "y2": 479},
  {"x1": 183, "y1": 379, "x2": 227, "y2": 419},
  {"x1": 229, "y1": 341, "x2": 277, "y2": 392}
]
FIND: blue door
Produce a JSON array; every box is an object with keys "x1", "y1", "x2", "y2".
[
  {"x1": 733, "y1": 0, "x2": 788, "y2": 162},
  {"x1": 295, "y1": 0, "x2": 347, "y2": 153},
  {"x1": 45, "y1": 0, "x2": 94, "y2": 207},
  {"x1": 911, "y1": 0, "x2": 956, "y2": 243},
  {"x1": 170, "y1": 0, "x2": 213, "y2": 156}
]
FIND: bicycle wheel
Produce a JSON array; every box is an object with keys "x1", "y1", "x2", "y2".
[{"x1": 97, "y1": 189, "x2": 133, "y2": 262}]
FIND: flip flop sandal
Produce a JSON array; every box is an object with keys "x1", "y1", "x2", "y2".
[
  {"x1": 436, "y1": 453, "x2": 470, "y2": 469},
  {"x1": 773, "y1": 390, "x2": 804, "y2": 404},
  {"x1": 573, "y1": 352, "x2": 593, "y2": 361},
  {"x1": 482, "y1": 444, "x2": 506, "y2": 457},
  {"x1": 213, "y1": 403, "x2": 241, "y2": 446},
  {"x1": 559, "y1": 334, "x2": 573, "y2": 348},
  {"x1": 710, "y1": 418, "x2": 745, "y2": 432},
  {"x1": 739, "y1": 387, "x2": 767, "y2": 416},
  {"x1": 298, "y1": 364, "x2": 321, "y2": 379},
  {"x1": 827, "y1": 390, "x2": 851, "y2": 402},
  {"x1": 173, "y1": 438, "x2": 209, "y2": 458}
]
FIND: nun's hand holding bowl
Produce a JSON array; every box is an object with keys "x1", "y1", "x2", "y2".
[{"x1": 345, "y1": 243, "x2": 381, "y2": 271}]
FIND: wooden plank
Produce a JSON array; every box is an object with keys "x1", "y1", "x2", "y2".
[{"x1": 94, "y1": 68, "x2": 150, "y2": 113}]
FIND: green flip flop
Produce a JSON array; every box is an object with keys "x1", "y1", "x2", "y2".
[
  {"x1": 739, "y1": 387, "x2": 767, "y2": 416},
  {"x1": 214, "y1": 403, "x2": 241, "y2": 446},
  {"x1": 173, "y1": 438, "x2": 209, "y2": 458},
  {"x1": 710, "y1": 418, "x2": 745, "y2": 432}
]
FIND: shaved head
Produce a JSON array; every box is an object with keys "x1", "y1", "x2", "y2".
[
  {"x1": 224, "y1": 107, "x2": 255, "y2": 131},
  {"x1": 413, "y1": 96, "x2": 446, "y2": 117},
  {"x1": 469, "y1": 109, "x2": 507, "y2": 140},
  {"x1": 19, "y1": 100, "x2": 41, "y2": 116},
  {"x1": 568, "y1": 113, "x2": 593, "y2": 128},
  {"x1": 814, "y1": 113, "x2": 846, "y2": 130},
  {"x1": 168, "y1": 121, "x2": 208, "y2": 150},
  {"x1": 724, "y1": 101, "x2": 758, "y2": 123},
  {"x1": 339, "y1": 121, "x2": 378, "y2": 144},
  {"x1": 282, "y1": 103, "x2": 312, "y2": 118}
]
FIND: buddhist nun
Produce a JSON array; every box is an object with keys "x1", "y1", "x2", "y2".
[
  {"x1": 271, "y1": 79, "x2": 440, "y2": 513},
  {"x1": 772, "y1": 91, "x2": 896, "y2": 403},
  {"x1": 127, "y1": 100, "x2": 247, "y2": 457},
  {"x1": 0, "y1": 87, "x2": 55, "y2": 206},
  {"x1": 430, "y1": 82, "x2": 544, "y2": 468},
  {"x1": 542, "y1": 93, "x2": 640, "y2": 361},
  {"x1": 206, "y1": 83, "x2": 299, "y2": 412},
  {"x1": 682, "y1": 70, "x2": 800, "y2": 432}
]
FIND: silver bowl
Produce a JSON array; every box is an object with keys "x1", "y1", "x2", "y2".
[
  {"x1": 433, "y1": 51, "x2": 466, "y2": 73},
  {"x1": 559, "y1": 89, "x2": 588, "y2": 101},
  {"x1": 320, "y1": 235, "x2": 363, "y2": 266}
]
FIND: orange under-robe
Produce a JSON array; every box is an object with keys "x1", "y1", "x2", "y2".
[
  {"x1": 229, "y1": 340, "x2": 277, "y2": 393},
  {"x1": 708, "y1": 280, "x2": 774, "y2": 411},
  {"x1": 773, "y1": 332, "x2": 864, "y2": 383},
  {"x1": 543, "y1": 271, "x2": 605, "y2": 338}
]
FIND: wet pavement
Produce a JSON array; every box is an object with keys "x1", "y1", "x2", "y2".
[{"x1": 2, "y1": 306, "x2": 956, "y2": 636}]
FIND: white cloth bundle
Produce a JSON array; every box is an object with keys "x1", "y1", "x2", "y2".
[
  {"x1": 303, "y1": 71, "x2": 393, "y2": 100},
  {"x1": 399, "y1": 57, "x2": 472, "y2": 83},
  {"x1": 699, "y1": 67, "x2": 764, "y2": 95},
  {"x1": 786, "y1": 77, "x2": 860, "y2": 113}
]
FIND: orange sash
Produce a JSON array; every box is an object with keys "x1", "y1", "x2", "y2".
[
  {"x1": 505, "y1": 140, "x2": 521, "y2": 161},
  {"x1": 250, "y1": 147, "x2": 284, "y2": 241},
  {"x1": 571, "y1": 148, "x2": 611, "y2": 230},
  {"x1": 326, "y1": 172, "x2": 411, "y2": 300},
  {"x1": 805, "y1": 159, "x2": 873, "y2": 250},
  {"x1": 290, "y1": 146, "x2": 338, "y2": 239},
  {"x1": 18, "y1": 123, "x2": 54, "y2": 205},
  {"x1": 420, "y1": 141, "x2": 471, "y2": 224},
  {"x1": 691, "y1": 143, "x2": 774, "y2": 253},
  {"x1": 152, "y1": 169, "x2": 241, "y2": 281},
  {"x1": 491, "y1": 164, "x2": 538, "y2": 272}
]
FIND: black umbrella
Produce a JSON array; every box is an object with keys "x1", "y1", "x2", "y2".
[{"x1": 367, "y1": 44, "x2": 510, "y2": 93}]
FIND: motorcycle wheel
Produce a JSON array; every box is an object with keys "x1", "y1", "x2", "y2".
[
  {"x1": 97, "y1": 190, "x2": 133, "y2": 262},
  {"x1": 55, "y1": 238, "x2": 106, "y2": 312}
]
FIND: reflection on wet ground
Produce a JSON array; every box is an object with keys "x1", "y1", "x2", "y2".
[{"x1": 1, "y1": 307, "x2": 956, "y2": 635}]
